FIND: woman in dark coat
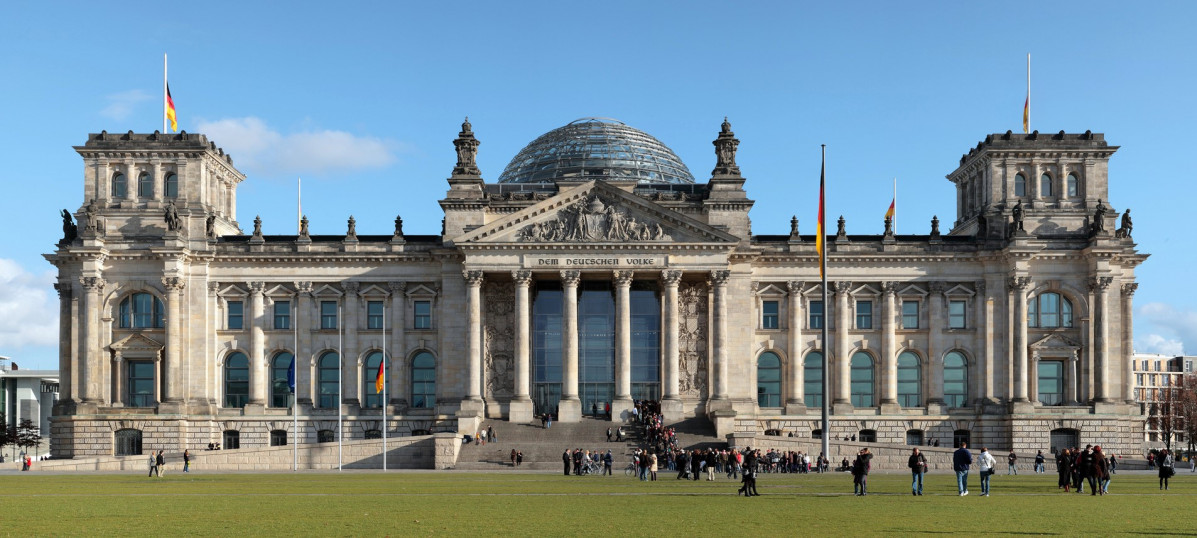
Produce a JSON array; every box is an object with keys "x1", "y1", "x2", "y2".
[
  {"x1": 1159, "y1": 449, "x2": 1175, "y2": 490},
  {"x1": 1057, "y1": 448, "x2": 1073, "y2": 492}
]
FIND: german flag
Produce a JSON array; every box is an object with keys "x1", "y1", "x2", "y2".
[
  {"x1": 886, "y1": 198, "x2": 895, "y2": 220},
  {"x1": 816, "y1": 148, "x2": 826, "y2": 279},
  {"x1": 166, "y1": 84, "x2": 178, "y2": 132},
  {"x1": 375, "y1": 357, "x2": 385, "y2": 394},
  {"x1": 1022, "y1": 95, "x2": 1029, "y2": 134}
]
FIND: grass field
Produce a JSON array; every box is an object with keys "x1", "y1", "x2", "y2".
[{"x1": 1, "y1": 470, "x2": 1194, "y2": 536}]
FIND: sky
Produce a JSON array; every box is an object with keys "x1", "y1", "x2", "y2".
[{"x1": 1, "y1": 1, "x2": 1195, "y2": 370}]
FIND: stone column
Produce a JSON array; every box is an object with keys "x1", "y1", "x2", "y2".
[
  {"x1": 1030, "y1": 351, "x2": 1041, "y2": 404},
  {"x1": 388, "y1": 282, "x2": 407, "y2": 407},
  {"x1": 248, "y1": 281, "x2": 267, "y2": 408},
  {"x1": 880, "y1": 281, "x2": 899, "y2": 412},
  {"x1": 510, "y1": 271, "x2": 535, "y2": 422},
  {"x1": 660, "y1": 270, "x2": 683, "y2": 421},
  {"x1": 78, "y1": 276, "x2": 104, "y2": 405},
  {"x1": 161, "y1": 276, "x2": 185, "y2": 405},
  {"x1": 463, "y1": 271, "x2": 485, "y2": 409},
  {"x1": 832, "y1": 281, "x2": 853, "y2": 412},
  {"x1": 709, "y1": 270, "x2": 730, "y2": 401},
  {"x1": 295, "y1": 281, "x2": 314, "y2": 406},
  {"x1": 613, "y1": 270, "x2": 635, "y2": 419},
  {"x1": 1092, "y1": 276, "x2": 1114, "y2": 403},
  {"x1": 1066, "y1": 350, "x2": 1079, "y2": 405},
  {"x1": 54, "y1": 282, "x2": 73, "y2": 403},
  {"x1": 152, "y1": 161, "x2": 163, "y2": 200},
  {"x1": 926, "y1": 282, "x2": 946, "y2": 411},
  {"x1": 785, "y1": 281, "x2": 805, "y2": 414},
  {"x1": 977, "y1": 281, "x2": 994, "y2": 405},
  {"x1": 1010, "y1": 277, "x2": 1032, "y2": 406},
  {"x1": 558, "y1": 270, "x2": 582, "y2": 422},
  {"x1": 342, "y1": 281, "x2": 360, "y2": 408},
  {"x1": 1122, "y1": 283, "x2": 1138, "y2": 403},
  {"x1": 111, "y1": 352, "x2": 124, "y2": 406}
]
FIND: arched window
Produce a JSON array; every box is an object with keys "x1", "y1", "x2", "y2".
[
  {"x1": 270, "y1": 352, "x2": 294, "y2": 408},
  {"x1": 943, "y1": 351, "x2": 969, "y2": 407},
  {"x1": 1028, "y1": 292, "x2": 1074, "y2": 328},
  {"x1": 850, "y1": 352, "x2": 875, "y2": 407},
  {"x1": 411, "y1": 351, "x2": 436, "y2": 408},
  {"x1": 362, "y1": 351, "x2": 388, "y2": 408},
  {"x1": 364, "y1": 429, "x2": 382, "y2": 440},
  {"x1": 164, "y1": 172, "x2": 178, "y2": 198},
  {"x1": 318, "y1": 352, "x2": 340, "y2": 409},
  {"x1": 224, "y1": 352, "x2": 249, "y2": 408},
  {"x1": 1040, "y1": 173, "x2": 1053, "y2": 197},
  {"x1": 138, "y1": 172, "x2": 153, "y2": 198},
  {"x1": 897, "y1": 351, "x2": 921, "y2": 407},
  {"x1": 803, "y1": 352, "x2": 824, "y2": 407},
  {"x1": 756, "y1": 352, "x2": 781, "y2": 408},
  {"x1": 1014, "y1": 173, "x2": 1026, "y2": 196},
  {"x1": 119, "y1": 293, "x2": 165, "y2": 329},
  {"x1": 317, "y1": 430, "x2": 335, "y2": 443},
  {"x1": 270, "y1": 430, "x2": 287, "y2": 447},
  {"x1": 115, "y1": 428, "x2": 142, "y2": 456},
  {"x1": 112, "y1": 172, "x2": 127, "y2": 198},
  {"x1": 1066, "y1": 173, "x2": 1079, "y2": 197},
  {"x1": 223, "y1": 429, "x2": 241, "y2": 450}
]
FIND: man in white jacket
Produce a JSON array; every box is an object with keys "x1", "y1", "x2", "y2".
[{"x1": 978, "y1": 447, "x2": 997, "y2": 496}]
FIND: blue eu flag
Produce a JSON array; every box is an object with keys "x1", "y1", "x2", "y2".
[{"x1": 287, "y1": 357, "x2": 296, "y2": 393}]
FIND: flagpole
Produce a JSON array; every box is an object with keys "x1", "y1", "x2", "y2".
[
  {"x1": 163, "y1": 54, "x2": 168, "y2": 134},
  {"x1": 893, "y1": 177, "x2": 897, "y2": 234},
  {"x1": 820, "y1": 144, "x2": 830, "y2": 465},
  {"x1": 382, "y1": 301, "x2": 388, "y2": 472},
  {"x1": 297, "y1": 177, "x2": 302, "y2": 233},
  {"x1": 1026, "y1": 53, "x2": 1031, "y2": 132},
  {"x1": 292, "y1": 301, "x2": 298, "y2": 472},
  {"x1": 338, "y1": 304, "x2": 343, "y2": 472}
]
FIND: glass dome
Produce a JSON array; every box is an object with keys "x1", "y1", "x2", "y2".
[{"x1": 497, "y1": 118, "x2": 695, "y2": 184}]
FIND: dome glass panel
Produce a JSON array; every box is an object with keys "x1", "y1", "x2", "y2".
[{"x1": 497, "y1": 118, "x2": 695, "y2": 184}]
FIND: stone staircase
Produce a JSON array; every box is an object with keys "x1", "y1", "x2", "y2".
[{"x1": 453, "y1": 417, "x2": 643, "y2": 471}]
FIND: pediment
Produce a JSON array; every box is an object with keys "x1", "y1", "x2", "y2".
[
  {"x1": 898, "y1": 284, "x2": 928, "y2": 297},
  {"x1": 755, "y1": 284, "x2": 787, "y2": 297},
  {"x1": 110, "y1": 333, "x2": 164, "y2": 353},
  {"x1": 852, "y1": 284, "x2": 881, "y2": 297},
  {"x1": 945, "y1": 284, "x2": 976, "y2": 297},
  {"x1": 1029, "y1": 334, "x2": 1081, "y2": 351},
  {"x1": 455, "y1": 181, "x2": 739, "y2": 245}
]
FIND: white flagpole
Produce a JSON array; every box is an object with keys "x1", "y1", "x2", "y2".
[
  {"x1": 297, "y1": 177, "x2": 302, "y2": 233},
  {"x1": 338, "y1": 303, "x2": 343, "y2": 471},
  {"x1": 893, "y1": 177, "x2": 897, "y2": 234},
  {"x1": 382, "y1": 303, "x2": 388, "y2": 472},
  {"x1": 163, "y1": 54, "x2": 168, "y2": 134},
  {"x1": 292, "y1": 301, "x2": 298, "y2": 472},
  {"x1": 1027, "y1": 53, "x2": 1031, "y2": 132}
]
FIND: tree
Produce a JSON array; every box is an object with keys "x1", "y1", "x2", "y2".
[
  {"x1": 1176, "y1": 374, "x2": 1197, "y2": 456},
  {"x1": 1148, "y1": 377, "x2": 1187, "y2": 451},
  {"x1": 0, "y1": 411, "x2": 8, "y2": 458},
  {"x1": 16, "y1": 419, "x2": 42, "y2": 457}
]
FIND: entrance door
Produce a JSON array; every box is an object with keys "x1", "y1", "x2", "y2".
[
  {"x1": 1050, "y1": 428, "x2": 1079, "y2": 453},
  {"x1": 534, "y1": 383, "x2": 562, "y2": 418}
]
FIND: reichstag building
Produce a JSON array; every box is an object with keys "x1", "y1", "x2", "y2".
[{"x1": 47, "y1": 117, "x2": 1147, "y2": 458}]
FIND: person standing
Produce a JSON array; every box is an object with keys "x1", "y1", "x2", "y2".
[
  {"x1": 1057, "y1": 448, "x2": 1073, "y2": 492},
  {"x1": 183, "y1": 450, "x2": 191, "y2": 473},
  {"x1": 606, "y1": 427, "x2": 612, "y2": 442},
  {"x1": 1159, "y1": 448, "x2": 1174, "y2": 490},
  {"x1": 488, "y1": 426, "x2": 496, "y2": 443},
  {"x1": 1007, "y1": 450, "x2": 1018, "y2": 475},
  {"x1": 562, "y1": 449, "x2": 571, "y2": 476},
  {"x1": 1094, "y1": 446, "x2": 1110, "y2": 495},
  {"x1": 156, "y1": 450, "x2": 166, "y2": 477},
  {"x1": 741, "y1": 450, "x2": 760, "y2": 496},
  {"x1": 1034, "y1": 450, "x2": 1045, "y2": 473},
  {"x1": 603, "y1": 450, "x2": 613, "y2": 476},
  {"x1": 650, "y1": 452, "x2": 658, "y2": 481},
  {"x1": 511, "y1": 449, "x2": 518, "y2": 468},
  {"x1": 516, "y1": 451, "x2": 523, "y2": 467},
  {"x1": 978, "y1": 447, "x2": 996, "y2": 497},
  {"x1": 852, "y1": 448, "x2": 872, "y2": 496},
  {"x1": 953, "y1": 442, "x2": 973, "y2": 496},
  {"x1": 908, "y1": 447, "x2": 928, "y2": 496}
]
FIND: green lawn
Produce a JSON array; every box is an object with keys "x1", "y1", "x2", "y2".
[{"x1": 1, "y1": 470, "x2": 1192, "y2": 536}]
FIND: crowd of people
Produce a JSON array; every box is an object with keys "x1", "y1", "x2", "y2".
[{"x1": 1055, "y1": 445, "x2": 1115, "y2": 494}]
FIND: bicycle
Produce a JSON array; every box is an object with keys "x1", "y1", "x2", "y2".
[{"x1": 624, "y1": 463, "x2": 638, "y2": 477}]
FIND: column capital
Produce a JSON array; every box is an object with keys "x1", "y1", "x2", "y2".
[
  {"x1": 1121, "y1": 282, "x2": 1138, "y2": 296},
  {"x1": 831, "y1": 280, "x2": 852, "y2": 295},
  {"x1": 208, "y1": 281, "x2": 221, "y2": 294},
  {"x1": 1088, "y1": 276, "x2": 1113, "y2": 292},
  {"x1": 295, "y1": 281, "x2": 313, "y2": 295},
  {"x1": 79, "y1": 276, "x2": 106, "y2": 292},
  {"x1": 708, "y1": 270, "x2": 730, "y2": 287},
  {"x1": 787, "y1": 280, "x2": 805, "y2": 295},
  {"x1": 660, "y1": 270, "x2": 682, "y2": 285},
  {"x1": 881, "y1": 281, "x2": 897, "y2": 296},
  {"x1": 512, "y1": 270, "x2": 533, "y2": 286},
  {"x1": 613, "y1": 270, "x2": 634, "y2": 287},
  {"x1": 1008, "y1": 276, "x2": 1032, "y2": 291},
  {"x1": 54, "y1": 282, "x2": 73, "y2": 298},
  {"x1": 975, "y1": 280, "x2": 986, "y2": 296},
  {"x1": 388, "y1": 281, "x2": 407, "y2": 294},
  {"x1": 247, "y1": 281, "x2": 265, "y2": 295},
  {"x1": 342, "y1": 281, "x2": 360, "y2": 294},
  {"x1": 161, "y1": 276, "x2": 186, "y2": 292},
  {"x1": 560, "y1": 270, "x2": 581, "y2": 286},
  {"x1": 463, "y1": 270, "x2": 485, "y2": 286},
  {"x1": 928, "y1": 281, "x2": 946, "y2": 295}
]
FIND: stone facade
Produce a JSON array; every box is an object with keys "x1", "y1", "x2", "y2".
[{"x1": 46, "y1": 123, "x2": 1148, "y2": 462}]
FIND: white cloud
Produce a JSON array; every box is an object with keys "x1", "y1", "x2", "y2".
[
  {"x1": 0, "y1": 259, "x2": 59, "y2": 351},
  {"x1": 195, "y1": 117, "x2": 398, "y2": 175},
  {"x1": 100, "y1": 89, "x2": 152, "y2": 121},
  {"x1": 1137, "y1": 302, "x2": 1197, "y2": 355}
]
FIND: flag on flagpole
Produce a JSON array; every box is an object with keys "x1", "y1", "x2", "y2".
[
  {"x1": 166, "y1": 84, "x2": 178, "y2": 132},
  {"x1": 885, "y1": 198, "x2": 895, "y2": 220},
  {"x1": 816, "y1": 146, "x2": 826, "y2": 279},
  {"x1": 1022, "y1": 95, "x2": 1029, "y2": 134},
  {"x1": 287, "y1": 356, "x2": 296, "y2": 393},
  {"x1": 375, "y1": 355, "x2": 385, "y2": 394}
]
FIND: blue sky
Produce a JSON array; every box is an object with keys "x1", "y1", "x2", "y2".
[{"x1": 2, "y1": 1, "x2": 1194, "y2": 369}]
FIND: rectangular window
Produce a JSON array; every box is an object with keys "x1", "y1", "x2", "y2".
[
  {"x1": 414, "y1": 300, "x2": 431, "y2": 329},
  {"x1": 273, "y1": 301, "x2": 291, "y2": 330},
  {"x1": 902, "y1": 301, "x2": 919, "y2": 329},
  {"x1": 856, "y1": 300, "x2": 872, "y2": 329},
  {"x1": 762, "y1": 300, "x2": 779, "y2": 329},
  {"x1": 227, "y1": 301, "x2": 243, "y2": 330},
  {"x1": 320, "y1": 301, "x2": 338, "y2": 330},
  {"x1": 949, "y1": 300, "x2": 966, "y2": 329},
  {"x1": 808, "y1": 301, "x2": 823, "y2": 329},
  {"x1": 1037, "y1": 361, "x2": 1064, "y2": 406},
  {"x1": 127, "y1": 361, "x2": 155, "y2": 407},
  {"x1": 367, "y1": 301, "x2": 384, "y2": 330}
]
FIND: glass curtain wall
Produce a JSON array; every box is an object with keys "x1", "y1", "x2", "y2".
[
  {"x1": 578, "y1": 281, "x2": 615, "y2": 415},
  {"x1": 630, "y1": 282, "x2": 660, "y2": 402},
  {"x1": 533, "y1": 282, "x2": 563, "y2": 416}
]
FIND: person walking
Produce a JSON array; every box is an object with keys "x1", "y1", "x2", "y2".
[
  {"x1": 1159, "y1": 448, "x2": 1174, "y2": 490},
  {"x1": 156, "y1": 450, "x2": 166, "y2": 477},
  {"x1": 953, "y1": 442, "x2": 973, "y2": 496},
  {"x1": 606, "y1": 427, "x2": 613, "y2": 442},
  {"x1": 978, "y1": 447, "x2": 996, "y2": 497},
  {"x1": 908, "y1": 447, "x2": 928, "y2": 496},
  {"x1": 852, "y1": 448, "x2": 872, "y2": 496},
  {"x1": 183, "y1": 449, "x2": 191, "y2": 473},
  {"x1": 148, "y1": 453, "x2": 158, "y2": 477},
  {"x1": 516, "y1": 451, "x2": 523, "y2": 467},
  {"x1": 1034, "y1": 450, "x2": 1045, "y2": 473},
  {"x1": 1094, "y1": 446, "x2": 1110, "y2": 495},
  {"x1": 1007, "y1": 450, "x2": 1018, "y2": 475},
  {"x1": 1057, "y1": 448, "x2": 1073, "y2": 492}
]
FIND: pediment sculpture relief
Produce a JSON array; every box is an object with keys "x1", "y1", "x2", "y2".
[{"x1": 517, "y1": 195, "x2": 672, "y2": 242}]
